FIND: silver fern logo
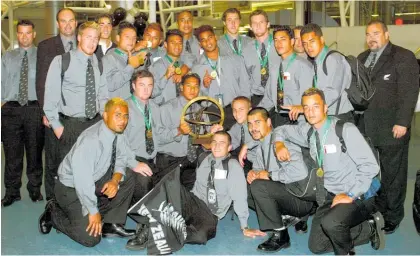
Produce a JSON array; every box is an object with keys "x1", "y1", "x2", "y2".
[{"x1": 152, "y1": 201, "x2": 188, "y2": 239}]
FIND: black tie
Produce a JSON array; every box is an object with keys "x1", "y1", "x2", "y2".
[
  {"x1": 315, "y1": 131, "x2": 326, "y2": 206},
  {"x1": 240, "y1": 125, "x2": 245, "y2": 147},
  {"x1": 313, "y1": 61, "x2": 318, "y2": 88},
  {"x1": 18, "y1": 51, "x2": 28, "y2": 106},
  {"x1": 186, "y1": 40, "x2": 192, "y2": 53},
  {"x1": 145, "y1": 52, "x2": 152, "y2": 70},
  {"x1": 109, "y1": 136, "x2": 117, "y2": 173},
  {"x1": 144, "y1": 104, "x2": 154, "y2": 155},
  {"x1": 95, "y1": 135, "x2": 117, "y2": 197},
  {"x1": 277, "y1": 62, "x2": 284, "y2": 110},
  {"x1": 85, "y1": 59, "x2": 97, "y2": 119},
  {"x1": 260, "y1": 42, "x2": 269, "y2": 87},
  {"x1": 207, "y1": 160, "x2": 218, "y2": 214},
  {"x1": 368, "y1": 52, "x2": 377, "y2": 75},
  {"x1": 68, "y1": 41, "x2": 74, "y2": 52},
  {"x1": 233, "y1": 39, "x2": 239, "y2": 53}
]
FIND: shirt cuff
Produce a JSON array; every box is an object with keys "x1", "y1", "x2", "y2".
[
  {"x1": 239, "y1": 217, "x2": 248, "y2": 229},
  {"x1": 87, "y1": 206, "x2": 99, "y2": 216}
]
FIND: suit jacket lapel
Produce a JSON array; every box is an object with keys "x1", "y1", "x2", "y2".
[
  {"x1": 54, "y1": 35, "x2": 65, "y2": 55},
  {"x1": 370, "y1": 43, "x2": 393, "y2": 78}
]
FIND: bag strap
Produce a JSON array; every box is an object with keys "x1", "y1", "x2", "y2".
[
  {"x1": 307, "y1": 126, "x2": 314, "y2": 145},
  {"x1": 221, "y1": 155, "x2": 232, "y2": 177},
  {"x1": 61, "y1": 52, "x2": 71, "y2": 106},
  {"x1": 97, "y1": 56, "x2": 103, "y2": 75},
  {"x1": 334, "y1": 119, "x2": 347, "y2": 153},
  {"x1": 322, "y1": 50, "x2": 344, "y2": 76}
]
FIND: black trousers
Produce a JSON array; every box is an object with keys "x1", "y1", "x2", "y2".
[
  {"x1": 44, "y1": 127, "x2": 61, "y2": 200},
  {"x1": 269, "y1": 109, "x2": 298, "y2": 129},
  {"x1": 251, "y1": 94, "x2": 263, "y2": 107},
  {"x1": 1, "y1": 101, "x2": 44, "y2": 196},
  {"x1": 51, "y1": 174, "x2": 135, "y2": 247},
  {"x1": 155, "y1": 151, "x2": 202, "y2": 191},
  {"x1": 126, "y1": 156, "x2": 155, "y2": 205},
  {"x1": 251, "y1": 180, "x2": 375, "y2": 255},
  {"x1": 375, "y1": 143, "x2": 409, "y2": 225},
  {"x1": 206, "y1": 104, "x2": 234, "y2": 131}
]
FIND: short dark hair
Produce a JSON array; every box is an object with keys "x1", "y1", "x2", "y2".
[
  {"x1": 131, "y1": 70, "x2": 154, "y2": 84},
  {"x1": 300, "y1": 23, "x2": 323, "y2": 38},
  {"x1": 294, "y1": 25, "x2": 304, "y2": 31},
  {"x1": 194, "y1": 25, "x2": 214, "y2": 40},
  {"x1": 118, "y1": 21, "x2": 137, "y2": 35},
  {"x1": 17, "y1": 20, "x2": 35, "y2": 30},
  {"x1": 145, "y1": 22, "x2": 164, "y2": 35},
  {"x1": 301, "y1": 88, "x2": 326, "y2": 104},
  {"x1": 248, "y1": 107, "x2": 269, "y2": 121},
  {"x1": 181, "y1": 72, "x2": 201, "y2": 85},
  {"x1": 232, "y1": 96, "x2": 251, "y2": 107},
  {"x1": 222, "y1": 8, "x2": 241, "y2": 22},
  {"x1": 273, "y1": 25, "x2": 293, "y2": 40},
  {"x1": 249, "y1": 10, "x2": 269, "y2": 24},
  {"x1": 213, "y1": 131, "x2": 232, "y2": 145},
  {"x1": 165, "y1": 29, "x2": 183, "y2": 43},
  {"x1": 367, "y1": 20, "x2": 388, "y2": 32},
  {"x1": 56, "y1": 8, "x2": 76, "y2": 22},
  {"x1": 95, "y1": 13, "x2": 113, "y2": 24},
  {"x1": 176, "y1": 10, "x2": 193, "y2": 21}
]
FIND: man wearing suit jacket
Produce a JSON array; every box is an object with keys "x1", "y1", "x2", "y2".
[
  {"x1": 358, "y1": 20, "x2": 419, "y2": 234},
  {"x1": 36, "y1": 8, "x2": 77, "y2": 201}
]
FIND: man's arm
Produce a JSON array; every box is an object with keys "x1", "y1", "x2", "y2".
[
  {"x1": 227, "y1": 160, "x2": 249, "y2": 229},
  {"x1": 273, "y1": 123, "x2": 311, "y2": 148},
  {"x1": 236, "y1": 56, "x2": 252, "y2": 98},
  {"x1": 103, "y1": 55, "x2": 135, "y2": 93},
  {"x1": 43, "y1": 56, "x2": 64, "y2": 130},
  {"x1": 156, "y1": 103, "x2": 183, "y2": 144},
  {"x1": 115, "y1": 133, "x2": 139, "y2": 174},
  {"x1": 1, "y1": 53, "x2": 9, "y2": 102},
  {"x1": 36, "y1": 40, "x2": 49, "y2": 108},
  {"x1": 322, "y1": 54, "x2": 349, "y2": 107},
  {"x1": 149, "y1": 60, "x2": 167, "y2": 99}
]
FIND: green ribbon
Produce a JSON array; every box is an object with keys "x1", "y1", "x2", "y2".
[
  {"x1": 224, "y1": 34, "x2": 242, "y2": 55},
  {"x1": 313, "y1": 45, "x2": 329, "y2": 88},
  {"x1": 278, "y1": 53, "x2": 297, "y2": 91},
  {"x1": 164, "y1": 54, "x2": 180, "y2": 68},
  {"x1": 313, "y1": 117, "x2": 331, "y2": 168},
  {"x1": 131, "y1": 94, "x2": 152, "y2": 130},
  {"x1": 254, "y1": 34, "x2": 273, "y2": 69}
]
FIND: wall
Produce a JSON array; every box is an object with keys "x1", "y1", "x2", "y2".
[{"x1": 322, "y1": 24, "x2": 420, "y2": 57}]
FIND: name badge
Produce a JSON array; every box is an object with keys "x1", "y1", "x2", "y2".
[
  {"x1": 283, "y1": 72, "x2": 291, "y2": 81},
  {"x1": 324, "y1": 144, "x2": 337, "y2": 154},
  {"x1": 214, "y1": 169, "x2": 227, "y2": 179},
  {"x1": 153, "y1": 57, "x2": 161, "y2": 62}
]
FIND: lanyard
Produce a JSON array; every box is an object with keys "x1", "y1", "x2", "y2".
[
  {"x1": 114, "y1": 48, "x2": 127, "y2": 57},
  {"x1": 164, "y1": 54, "x2": 180, "y2": 67},
  {"x1": 131, "y1": 94, "x2": 152, "y2": 130},
  {"x1": 313, "y1": 46, "x2": 329, "y2": 88},
  {"x1": 278, "y1": 53, "x2": 297, "y2": 91},
  {"x1": 224, "y1": 34, "x2": 242, "y2": 55},
  {"x1": 313, "y1": 118, "x2": 331, "y2": 168},
  {"x1": 255, "y1": 34, "x2": 273, "y2": 68},
  {"x1": 205, "y1": 54, "x2": 221, "y2": 87}
]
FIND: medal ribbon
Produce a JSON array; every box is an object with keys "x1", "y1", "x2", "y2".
[
  {"x1": 224, "y1": 34, "x2": 242, "y2": 55},
  {"x1": 131, "y1": 94, "x2": 152, "y2": 130},
  {"x1": 313, "y1": 45, "x2": 329, "y2": 88},
  {"x1": 255, "y1": 34, "x2": 273, "y2": 68},
  {"x1": 313, "y1": 117, "x2": 331, "y2": 168},
  {"x1": 164, "y1": 54, "x2": 180, "y2": 68},
  {"x1": 278, "y1": 53, "x2": 297, "y2": 91}
]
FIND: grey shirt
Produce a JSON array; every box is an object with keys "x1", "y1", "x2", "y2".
[
  {"x1": 125, "y1": 96, "x2": 160, "y2": 159},
  {"x1": 138, "y1": 47, "x2": 165, "y2": 71},
  {"x1": 192, "y1": 53, "x2": 251, "y2": 107},
  {"x1": 60, "y1": 35, "x2": 77, "y2": 52},
  {"x1": 183, "y1": 36, "x2": 202, "y2": 63},
  {"x1": 58, "y1": 121, "x2": 138, "y2": 216},
  {"x1": 314, "y1": 47, "x2": 353, "y2": 115},
  {"x1": 191, "y1": 154, "x2": 249, "y2": 228},
  {"x1": 274, "y1": 117, "x2": 379, "y2": 197},
  {"x1": 246, "y1": 130, "x2": 308, "y2": 184},
  {"x1": 259, "y1": 54, "x2": 313, "y2": 115},
  {"x1": 2, "y1": 46, "x2": 37, "y2": 102},
  {"x1": 228, "y1": 122, "x2": 256, "y2": 163},
  {"x1": 242, "y1": 35, "x2": 281, "y2": 96},
  {"x1": 149, "y1": 55, "x2": 188, "y2": 105},
  {"x1": 218, "y1": 34, "x2": 253, "y2": 57},
  {"x1": 43, "y1": 49, "x2": 108, "y2": 130},
  {"x1": 102, "y1": 48, "x2": 134, "y2": 99}
]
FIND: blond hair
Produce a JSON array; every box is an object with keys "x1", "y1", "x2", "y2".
[
  {"x1": 105, "y1": 97, "x2": 128, "y2": 112},
  {"x1": 78, "y1": 21, "x2": 100, "y2": 36}
]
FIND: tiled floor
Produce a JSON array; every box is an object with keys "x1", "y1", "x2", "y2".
[{"x1": 2, "y1": 113, "x2": 420, "y2": 255}]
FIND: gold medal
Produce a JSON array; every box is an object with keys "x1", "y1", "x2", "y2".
[
  {"x1": 146, "y1": 129, "x2": 153, "y2": 139},
  {"x1": 277, "y1": 91, "x2": 284, "y2": 100},
  {"x1": 261, "y1": 67, "x2": 267, "y2": 75},
  {"x1": 210, "y1": 70, "x2": 217, "y2": 79},
  {"x1": 316, "y1": 167, "x2": 324, "y2": 177},
  {"x1": 175, "y1": 67, "x2": 182, "y2": 75}
]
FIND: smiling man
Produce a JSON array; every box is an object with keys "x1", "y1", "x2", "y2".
[
  {"x1": 94, "y1": 14, "x2": 116, "y2": 60},
  {"x1": 39, "y1": 97, "x2": 149, "y2": 247},
  {"x1": 43, "y1": 21, "x2": 108, "y2": 165}
]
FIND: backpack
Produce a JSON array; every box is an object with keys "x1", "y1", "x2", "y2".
[
  {"x1": 322, "y1": 50, "x2": 376, "y2": 112},
  {"x1": 414, "y1": 170, "x2": 420, "y2": 234},
  {"x1": 60, "y1": 52, "x2": 103, "y2": 106},
  {"x1": 307, "y1": 119, "x2": 381, "y2": 199}
]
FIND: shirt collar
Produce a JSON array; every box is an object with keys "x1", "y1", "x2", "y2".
[
  {"x1": 99, "y1": 121, "x2": 116, "y2": 143},
  {"x1": 208, "y1": 153, "x2": 231, "y2": 165},
  {"x1": 132, "y1": 94, "x2": 148, "y2": 108},
  {"x1": 60, "y1": 35, "x2": 77, "y2": 47},
  {"x1": 315, "y1": 45, "x2": 328, "y2": 62},
  {"x1": 372, "y1": 42, "x2": 389, "y2": 56},
  {"x1": 19, "y1": 46, "x2": 35, "y2": 55},
  {"x1": 75, "y1": 48, "x2": 91, "y2": 63}
]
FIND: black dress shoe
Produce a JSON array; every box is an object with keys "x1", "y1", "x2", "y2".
[
  {"x1": 1, "y1": 195, "x2": 21, "y2": 207},
  {"x1": 38, "y1": 201, "x2": 54, "y2": 234},
  {"x1": 102, "y1": 223, "x2": 135, "y2": 238},
  {"x1": 30, "y1": 191, "x2": 44, "y2": 202},
  {"x1": 257, "y1": 229, "x2": 290, "y2": 253},
  {"x1": 369, "y1": 212, "x2": 385, "y2": 250},
  {"x1": 383, "y1": 221, "x2": 399, "y2": 234},
  {"x1": 126, "y1": 224, "x2": 149, "y2": 250},
  {"x1": 295, "y1": 220, "x2": 308, "y2": 234}
]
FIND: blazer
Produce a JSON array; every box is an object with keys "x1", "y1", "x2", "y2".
[
  {"x1": 358, "y1": 42, "x2": 419, "y2": 146},
  {"x1": 36, "y1": 35, "x2": 66, "y2": 108},
  {"x1": 94, "y1": 42, "x2": 117, "y2": 60}
]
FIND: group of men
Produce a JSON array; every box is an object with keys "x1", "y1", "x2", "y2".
[{"x1": 1, "y1": 5, "x2": 419, "y2": 255}]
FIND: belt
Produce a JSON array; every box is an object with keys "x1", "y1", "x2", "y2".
[
  {"x1": 6, "y1": 100, "x2": 39, "y2": 106},
  {"x1": 59, "y1": 113, "x2": 100, "y2": 122}
]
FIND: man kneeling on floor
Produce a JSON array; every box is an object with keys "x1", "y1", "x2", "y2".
[
  {"x1": 38, "y1": 98, "x2": 153, "y2": 247},
  {"x1": 126, "y1": 131, "x2": 265, "y2": 254}
]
